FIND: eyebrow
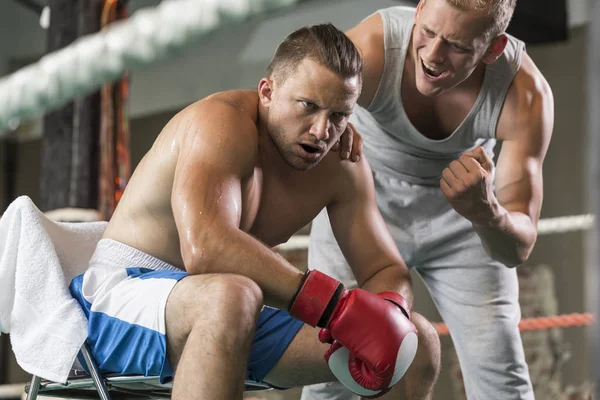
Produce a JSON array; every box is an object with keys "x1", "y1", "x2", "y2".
[
  {"x1": 330, "y1": 102, "x2": 355, "y2": 115},
  {"x1": 298, "y1": 96, "x2": 353, "y2": 114},
  {"x1": 449, "y1": 40, "x2": 473, "y2": 50},
  {"x1": 421, "y1": 24, "x2": 473, "y2": 50},
  {"x1": 297, "y1": 95, "x2": 319, "y2": 104}
]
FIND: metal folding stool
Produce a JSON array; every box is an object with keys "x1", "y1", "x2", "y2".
[{"x1": 24, "y1": 342, "x2": 271, "y2": 399}]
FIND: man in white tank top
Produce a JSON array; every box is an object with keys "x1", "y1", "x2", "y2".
[{"x1": 304, "y1": 1, "x2": 554, "y2": 399}]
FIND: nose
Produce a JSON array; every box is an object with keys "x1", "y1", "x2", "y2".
[
  {"x1": 309, "y1": 114, "x2": 330, "y2": 141},
  {"x1": 425, "y1": 38, "x2": 446, "y2": 64}
]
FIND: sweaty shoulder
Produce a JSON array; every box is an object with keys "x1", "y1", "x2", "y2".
[
  {"x1": 315, "y1": 150, "x2": 375, "y2": 206},
  {"x1": 497, "y1": 51, "x2": 554, "y2": 143},
  {"x1": 172, "y1": 90, "x2": 260, "y2": 178},
  {"x1": 346, "y1": 13, "x2": 385, "y2": 108}
]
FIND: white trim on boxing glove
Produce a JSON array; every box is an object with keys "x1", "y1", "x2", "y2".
[{"x1": 327, "y1": 332, "x2": 419, "y2": 399}]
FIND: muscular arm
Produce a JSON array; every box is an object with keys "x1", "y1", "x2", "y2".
[
  {"x1": 346, "y1": 13, "x2": 385, "y2": 108},
  {"x1": 473, "y1": 54, "x2": 554, "y2": 266},
  {"x1": 327, "y1": 157, "x2": 413, "y2": 307},
  {"x1": 171, "y1": 100, "x2": 302, "y2": 309}
]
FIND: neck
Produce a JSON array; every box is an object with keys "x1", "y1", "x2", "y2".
[
  {"x1": 466, "y1": 62, "x2": 487, "y2": 89},
  {"x1": 256, "y1": 103, "x2": 295, "y2": 177}
]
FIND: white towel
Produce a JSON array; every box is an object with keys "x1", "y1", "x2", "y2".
[{"x1": 0, "y1": 196, "x2": 107, "y2": 383}]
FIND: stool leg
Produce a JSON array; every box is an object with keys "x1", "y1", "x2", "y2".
[
  {"x1": 80, "y1": 343, "x2": 111, "y2": 400},
  {"x1": 25, "y1": 375, "x2": 41, "y2": 400}
]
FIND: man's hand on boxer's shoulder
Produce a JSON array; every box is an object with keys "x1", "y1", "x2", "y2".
[{"x1": 332, "y1": 122, "x2": 363, "y2": 162}]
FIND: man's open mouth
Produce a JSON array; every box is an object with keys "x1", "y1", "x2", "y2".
[{"x1": 422, "y1": 59, "x2": 446, "y2": 78}]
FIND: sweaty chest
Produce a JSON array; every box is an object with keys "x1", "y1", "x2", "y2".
[
  {"x1": 240, "y1": 169, "x2": 330, "y2": 247},
  {"x1": 401, "y1": 85, "x2": 479, "y2": 141}
]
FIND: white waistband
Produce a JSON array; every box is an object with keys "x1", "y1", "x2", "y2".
[{"x1": 89, "y1": 238, "x2": 182, "y2": 271}]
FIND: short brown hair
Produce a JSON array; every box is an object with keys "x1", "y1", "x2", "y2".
[
  {"x1": 266, "y1": 23, "x2": 362, "y2": 87},
  {"x1": 445, "y1": 0, "x2": 517, "y2": 41}
]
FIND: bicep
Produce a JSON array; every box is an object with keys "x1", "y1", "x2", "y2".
[
  {"x1": 170, "y1": 107, "x2": 255, "y2": 268},
  {"x1": 172, "y1": 153, "x2": 242, "y2": 243},
  {"x1": 327, "y1": 159, "x2": 404, "y2": 286},
  {"x1": 495, "y1": 80, "x2": 554, "y2": 222}
]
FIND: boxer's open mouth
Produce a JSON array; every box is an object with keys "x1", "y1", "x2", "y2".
[{"x1": 300, "y1": 144, "x2": 319, "y2": 153}]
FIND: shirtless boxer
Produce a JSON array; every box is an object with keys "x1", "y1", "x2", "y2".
[{"x1": 68, "y1": 23, "x2": 440, "y2": 400}]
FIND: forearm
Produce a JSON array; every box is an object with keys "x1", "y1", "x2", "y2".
[
  {"x1": 360, "y1": 264, "x2": 414, "y2": 310},
  {"x1": 188, "y1": 229, "x2": 303, "y2": 310},
  {"x1": 471, "y1": 204, "x2": 537, "y2": 267}
]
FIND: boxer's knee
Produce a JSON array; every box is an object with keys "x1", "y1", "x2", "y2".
[
  {"x1": 166, "y1": 274, "x2": 263, "y2": 351},
  {"x1": 196, "y1": 274, "x2": 264, "y2": 332},
  {"x1": 404, "y1": 312, "x2": 441, "y2": 395}
]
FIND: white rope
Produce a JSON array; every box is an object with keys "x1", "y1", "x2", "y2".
[
  {"x1": 0, "y1": 0, "x2": 298, "y2": 134},
  {"x1": 276, "y1": 214, "x2": 596, "y2": 251},
  {"x1": 537, "y1": 213, "x2": 595, "y2": 235},
  {"x1": 0, "y1": 383, "x2": 24, "y2": 399},
  {"x1": 44, "y1": 207, "x2": 103, "y2": 222}
]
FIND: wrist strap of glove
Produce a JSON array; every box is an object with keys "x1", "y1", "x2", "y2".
[
  {"x1": 378, "y1": 291, "x2": 411, "y2": 319},
  {"x1": 289, "y1": 270, "x2": 344, "y2": 328}
]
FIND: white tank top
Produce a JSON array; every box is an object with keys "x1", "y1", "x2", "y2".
[{"x1": 352, "y1": 6, "x2": 525, "y2": 185}]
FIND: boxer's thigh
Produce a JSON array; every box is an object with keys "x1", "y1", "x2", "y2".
[{"x1": 71, "y1": 267, "x2": 189, "y2": 383}]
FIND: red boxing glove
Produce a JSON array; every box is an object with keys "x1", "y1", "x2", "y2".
[
  {"x1": 289, "y1": 271, "x2": 418, "y2": 398},
  {"x1": 288, "y1": 269, "x2": 345, "y2": 328},
  {"x1": 321, "y1": 291, "x2": 418, "y2": 398}
]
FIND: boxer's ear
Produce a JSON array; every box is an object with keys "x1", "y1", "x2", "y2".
[{"x1": 258, "y1": 78, "x2": 274, "y2": 107}]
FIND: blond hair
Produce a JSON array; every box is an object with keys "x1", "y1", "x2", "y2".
[{"x1": 445, "y1": 0, "x2": 517, "y2": 41}]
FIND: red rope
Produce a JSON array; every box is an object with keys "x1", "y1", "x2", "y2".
[{"x1": 432, "y1": 312, "x2": 596, "y2": 336}]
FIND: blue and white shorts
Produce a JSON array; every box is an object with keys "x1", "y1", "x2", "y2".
[{"x1": 69, "y1": 239, "x2": 303, "y2": 385}]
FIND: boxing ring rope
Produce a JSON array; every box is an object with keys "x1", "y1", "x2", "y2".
[
  {"x1": 0, "y1": 0, "x2": 299, "y2": 133},
  {"x1": 432, "y1": 313, "x2": 596, "y2": 337},
  {"x1": 537, "y1": 213, "x2": 595, "y2": 234},
  {"x1": 277, "y1": 213, "x2": 597, "y2": 251}
]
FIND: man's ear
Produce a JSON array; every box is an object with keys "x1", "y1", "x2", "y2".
[
  {"x1": 482, "y1": 34, "x2": 508, "y2": 64},
  {"x1": 258, "y1": 77, "x2": 274, "y2": 107},
  {"x1": 414, "y1": 0, "x2": 425, "y2": 22}
]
